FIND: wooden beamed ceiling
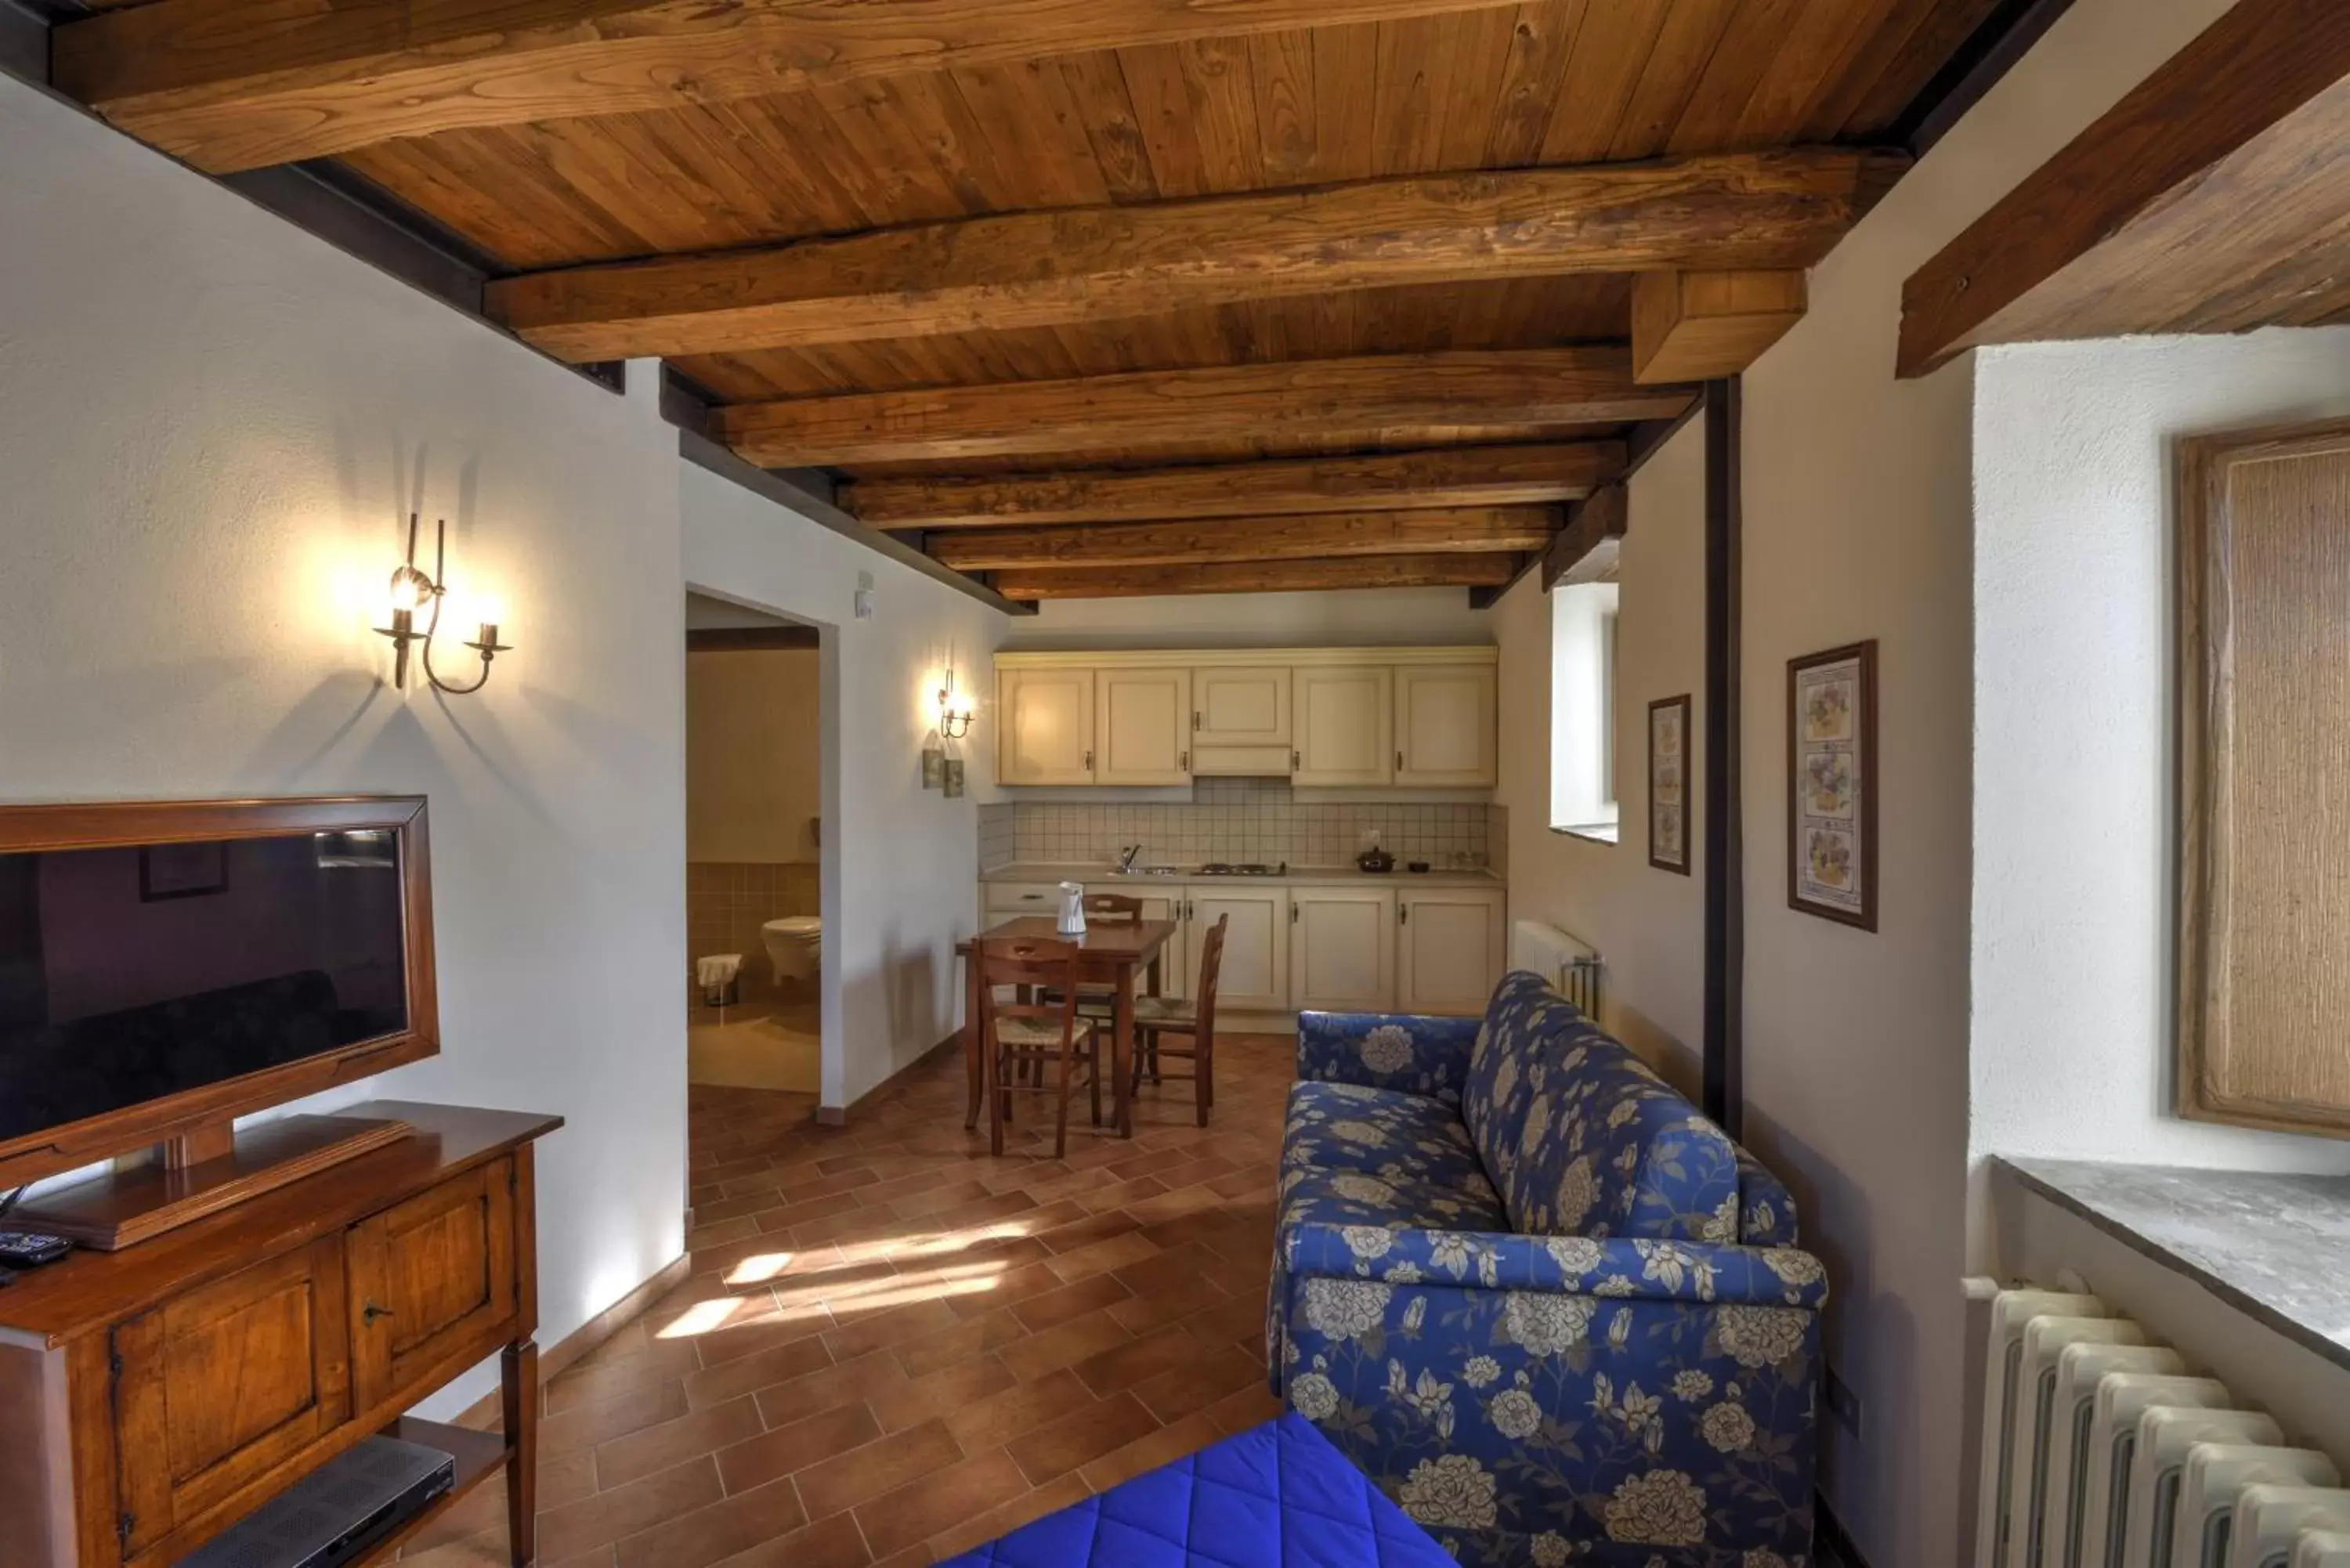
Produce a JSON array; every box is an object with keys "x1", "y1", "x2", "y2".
[{"x1": 53, "y1": 0, "x2": 2020, "y2": 599}]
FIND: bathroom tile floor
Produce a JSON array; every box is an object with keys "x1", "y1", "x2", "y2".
[{"x1": 398, "y1": 1032, "x2": 1291, "y2": 1568}]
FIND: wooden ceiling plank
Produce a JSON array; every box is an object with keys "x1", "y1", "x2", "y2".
[
  {"x1": 927, "y1": 505, "x2": 1558, "y2": 570},
  {"x1": 1632, "y1": 269, "x2": 1808, "y2": 381},
  {"x1": 995, "y1": 552, "x2": 1521, "y2": 599},
  {"x1": 52, "y1": 0, "x2": 1549, "y2": 175},
  {"x1": 844, "y1": 441, "x2": 1627, "y2": 528},
  {"x1": 486, "y1": 146, "x2": 1902, "y2": 361},
  {"x1": 714, "y1": 346, "x2": 1694, "y2": 468},
  {"x1": 1898, "y1": 0, "x2": 2350, "y2": 378}
]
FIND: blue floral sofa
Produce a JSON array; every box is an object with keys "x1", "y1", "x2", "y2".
[{"x1": 1267, "y1": 971, "x2": 1828, "y2": 1567}]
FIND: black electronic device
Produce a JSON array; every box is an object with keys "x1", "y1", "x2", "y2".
[
  {"x1": 0, "y1": 1230, "x2": 70, "y2": 1266},
  {"x1": 179, "y1": 1435, "x2": 456, "y2": 1568}
]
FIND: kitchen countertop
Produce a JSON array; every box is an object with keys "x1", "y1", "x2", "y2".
[{"x1": 980, "y1": 861, "x2": 1505, "y2": 889}]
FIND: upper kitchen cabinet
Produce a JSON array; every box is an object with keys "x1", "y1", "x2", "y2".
[
  {"x1": 1395, "y1": 665, "x2": 1499, "y2": 788},
  {"x1": 1191, "y1": 666, "x2": 1292, "y2": 777},
  {"x1": 1097, "y1": 667, "x2": 1193, "y2": 786},
  {"x1": 999, "y1": 666, "x2": 1096, "y2": 786},
  {"x1": 993, "y1": 649, "x2": 1495, "y2": 791},
  {"x1": 1294, "y1": 666, "x2": 1395, "y2": 788}
]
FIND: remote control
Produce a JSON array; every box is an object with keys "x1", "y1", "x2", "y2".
[{"x1": 0, "y1": 1231, "x2": 72, "y2": 1268}]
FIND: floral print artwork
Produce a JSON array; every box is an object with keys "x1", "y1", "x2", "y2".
[{"x1": 1274, "y1": 974, "x2": 1828, "y2": 1566}]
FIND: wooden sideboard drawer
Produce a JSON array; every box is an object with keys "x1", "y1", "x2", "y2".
[
  {"x1": 110, "y1": 1236, "x2": 352, "y2": 1563},
  {"x1": 347, "y1": 1156, "x2": 517, "y2": 1411}
]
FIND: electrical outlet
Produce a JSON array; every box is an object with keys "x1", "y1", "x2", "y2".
[{"x1": 1824, "y1": 1364, "x2": 1862, "y2": 1440}]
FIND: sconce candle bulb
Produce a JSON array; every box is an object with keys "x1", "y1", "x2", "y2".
[{"x1": 372, "y1": 513, "x2": 514, "y2": 695}]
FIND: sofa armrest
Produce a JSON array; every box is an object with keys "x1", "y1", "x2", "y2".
[
  {"x1": 1296, "y1": 1011, "x2": 1480, "y2": 1105},
  {"x1": 1282, "y1": 1223, "x2": 1828, "y2": 1309}
]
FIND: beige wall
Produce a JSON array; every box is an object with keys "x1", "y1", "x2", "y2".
[
  {"x1": 1495, "y1": 423, "x2": 1708, "y2": 1098},
  {"x1": 686, "y1": 647, "x2": 821, "y2": 863}
]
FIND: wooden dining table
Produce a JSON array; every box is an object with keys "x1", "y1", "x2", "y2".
[{"x1": 958, "y1": 916, "x2": 1179, "y2": 1140}]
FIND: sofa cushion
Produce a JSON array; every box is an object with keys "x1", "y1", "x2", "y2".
[
  {"x1": 1278, "y1": 1164, "x2": 1508, "y2": 1238},
  {"x1": 1284, "y1": 1082, "x2": 1491, "y2": 1198},
  {"x1": 1462, "y1": 973, "x2": 1741, "y2": 1242}
]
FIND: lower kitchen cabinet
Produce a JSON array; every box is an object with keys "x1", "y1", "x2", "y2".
[
  {"x1": 1289, "y1": 887, "x2": 1397, "y2": 1012},
  {"x1": 1397, "y1": 887, "x2": 1509, "y2": 1015},
  {"x1": 1187, "y1": 885, "x2": 1290, "y2": 1011}
]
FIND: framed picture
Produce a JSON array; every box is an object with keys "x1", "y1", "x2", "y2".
[
  {"x1": 1787, "y1": 641, "x2": 1878, "y2": 930},
  {"x1": 139, "y1": 840, "x2": 230, "y2": 901},
  {"x1": 1647, "y1": 695, "x2": 1691, "y2": 876}
]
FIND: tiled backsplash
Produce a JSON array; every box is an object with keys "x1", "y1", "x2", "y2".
[
  {"x1": 687, "y1": 862, "x2": 819, "y2": 974},
  {"x1": 981, "y1": 779, "x2": 1497, "y2": 870}
]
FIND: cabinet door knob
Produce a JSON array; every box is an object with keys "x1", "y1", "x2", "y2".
[{"x1": 362, "y1": 1300, "x2": 395, "y2": 1325}]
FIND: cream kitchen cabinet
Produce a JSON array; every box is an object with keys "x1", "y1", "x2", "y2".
[
  {"x1": 1397, "y1": 887, "x2": 1509, "y2": 1015},
  {"x1": 1289, "y1": 887, "x2": 1397, "y2": 1012},
  {"x1": 1096, "y1": 667, "x2": 1193, "y2": 786},
  {"x1": 1191, "y1": 666, "x2": 1293, "y2": 775},
  {"x1": 1395, "y1": 664, "x2": 1499, "y2": 788},
  {"x1": 1293, "y1": 666, "x2": 1395, "y2": 787},
  {"x1": 1186, "y1": 883, "x2": 1289, "y2": 1011},
  {"x1": 998, "y1": 667, "x2": 1097, "y2": 785}
]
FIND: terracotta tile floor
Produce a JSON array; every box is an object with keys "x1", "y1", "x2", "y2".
[{"x1": 400, "y1": 1034, "x2": 1291, "y2": 1568}]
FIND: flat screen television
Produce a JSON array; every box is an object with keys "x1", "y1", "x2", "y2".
[{"x1": 0, "y1": 797, "x2": 437, "y2": 1192}]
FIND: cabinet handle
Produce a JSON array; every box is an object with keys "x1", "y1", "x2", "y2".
[
  {"x1": 1180, "y1": 750, "x2": 1189, "y2": 772},
  {"x1": 1083, "y1": 750, "x2": 1094, "y2": 771},
  {"x1": 1291, "y1": 904, "x2": 1299, "y2": 924},
  {"x1": 1396, "y1": 750, "x2": 1405, "y2": 772},
  {"x1": 1291, "y1": 750, "x2": 1301, "y2": 772},
  {"x1": 1399, "y1": 905, "x2": 1410, "y2": 926},
  {"x1": 1193, "y1": 710, "x2": 1202, "y2": 731},
  {"x1": 362, "y1": 1300, "x2": 395, "y2": 1325}
]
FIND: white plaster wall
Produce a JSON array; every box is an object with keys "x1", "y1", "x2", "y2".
[
  {"x1": 1969, "y1": 334, "x2": 2350, "y2": 1204},
  {"x1": 1014, "y1": 588, "x2": 1494, "y2": 650},
  {"x1": 680, "y1": 464, "x2": 1010, "y2": 1109},
  {"x1": 0, "y1": 75, "x2": 686, "y2": 1416},
  {"x1": 1495, "y1": 423, "x2": 1708, "y2": 1093},
  {"x1": 1734, "y1": 1, "x2": 2253, "y2": 1560}
]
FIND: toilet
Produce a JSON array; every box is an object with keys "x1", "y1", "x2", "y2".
[{"x1": 761, "y1": 916, "x2": 822, "y2": 985}]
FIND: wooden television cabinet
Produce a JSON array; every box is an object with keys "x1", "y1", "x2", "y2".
[
  {"x1": 0, "y1": 795, "x2": 557, "y2": 1568},
  {"x1": 0, "y1": 1100, "x2": 559, "y2": 1568}
]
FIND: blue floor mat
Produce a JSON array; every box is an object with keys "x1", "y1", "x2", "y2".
[{"x1": 938, "y1": 1413, "x2": 1454, "y2": 1568}]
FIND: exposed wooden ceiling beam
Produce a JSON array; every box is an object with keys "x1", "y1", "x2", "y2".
[
  {"x1": 994, "y1": 554, "x2": 1520, "y2": 601},
  {"x1": 844, "y1": 443, "x2": 1625, "y2": 529},
  {"x1": 1632, "y1": 271, "x2": 1808, "y2": 383},
  {"x1": 1900, "y1": 0, "x2": 2350, "y2": 378},
  {"x1": 929, "y1": 507, "x2": 1557, "y2": 572},
  {"x1": 487, "y1": 150, "x2": 1902, "y2": 362},
  {"x1": 714, "y1": 349, "x2": 1695, "y2": 469},
  {"x1": 1542, "y1": 483, "x2": 1629, "y2": 590},
  {"x1": 52, "y1": 0, "x2": 1531, "y2": 175}
]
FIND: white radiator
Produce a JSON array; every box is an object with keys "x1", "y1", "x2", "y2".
[
  {"x1": 1509, "y1": 919, "x2": 1601, "y2": 1013},
  {"x1": 1975, "y1": 1285, "x2": 2350, "y2": 1568}
]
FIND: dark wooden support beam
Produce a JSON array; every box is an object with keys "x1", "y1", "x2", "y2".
[
  {"x1": 845, "y1": 442, "x2": 1625, "y2": 530},
  {"x1": 992, "y1": 554, "x2": 1518, "y2": 600},
  {"x1": 1701, "y1": 378, "x2": 1744, "y2": 1138},
  {"x1": 488, "y1": 150, "x2": 1900, "y2": 362},
  {"x1": 1540, "y1": 483, "x2": 1629, "y2": 591},
  {"x1": 1900, "y1": 0, "x2": 2350, "y2": 378},
  {"x1": 927, "y1": 507, "x2": 1556, "y2": 573},
  {"x1": 714, "y1": 349, "x2": 1696, "y2": 469},
  {"x1": 52, "y1": 0, "x2": 1531, "y2": 174}
]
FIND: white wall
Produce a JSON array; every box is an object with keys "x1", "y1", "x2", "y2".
[
  {"x1": 0, "y1": 74, "x2": 686, "y2": 1415},
  {"x1": 1969, "y1": 334, "x2": 2350, "y2": 1212},
  {"x1": 681, "y1": 465, "x2": 1010, "y2": 1109},
  {"x1": 1495, "y1": 423, "x2": 1708, "y2": 1093},
  {"x1": 1733, "y1": 1, "x2": 2255, "y2": 1562},
  {"x1": 1015, "y1": 588, "x2": 1494, "y2": 650}
]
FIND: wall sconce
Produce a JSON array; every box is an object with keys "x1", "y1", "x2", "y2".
[
  {"x1": 373, "y1": 513, "x2": 512, "y2": 694},
  {"x1": 938, "y1": 670, "x2": 974, "y2": 740}
]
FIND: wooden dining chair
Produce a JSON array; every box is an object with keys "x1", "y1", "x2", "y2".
[
  {"x1": 978, "y1": 934, "x2": 1101, "y2": 1158},
  {"x1": 1130, "y1": 914, "x2": 1226, "y2": 1127},
  {"x1": 1068, "y1": 892, "x2": 1144, "y2": 1026}
]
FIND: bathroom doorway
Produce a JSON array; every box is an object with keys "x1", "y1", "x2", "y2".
[{"x1": 684, "y1": 593, "x2": 823, "y2": 1095}]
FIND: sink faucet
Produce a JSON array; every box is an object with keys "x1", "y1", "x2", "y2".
[{"x1": 1118, "y1": 844, "x2": 1144, "y2": 873}]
